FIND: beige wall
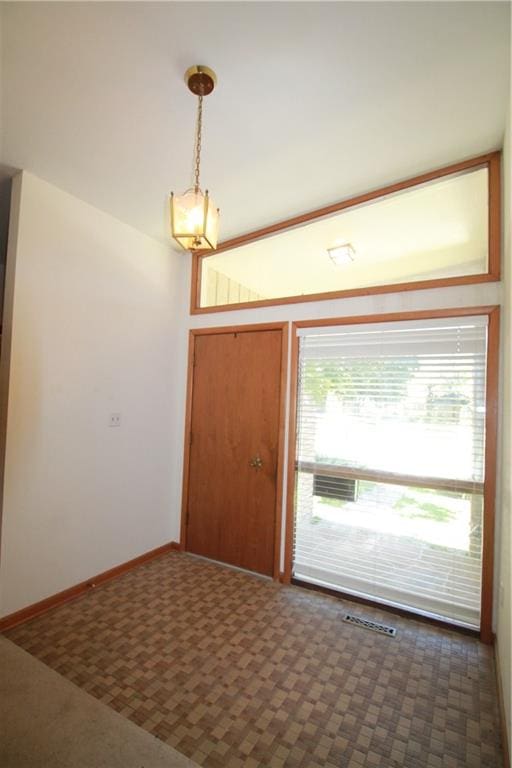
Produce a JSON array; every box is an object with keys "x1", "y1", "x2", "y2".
[
  {"x1": 496, "y1": 106, "x2": 511, "y2": 750},
  {"x1": 0, "y1": 172, "x2": 186, "y2": 617}
]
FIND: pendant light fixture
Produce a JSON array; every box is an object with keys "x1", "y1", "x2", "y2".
[{"x1": 170, "y1": 65, "x2": 220, "y2": 251}]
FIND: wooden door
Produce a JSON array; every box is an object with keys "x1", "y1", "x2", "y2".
[{"x1": 185, "y1": 327, "x2": 284, "y2": 576}]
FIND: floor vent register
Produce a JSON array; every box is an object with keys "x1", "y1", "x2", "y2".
[{"x1": 343, "y1": 613, "x2": 397, "y2": 637}]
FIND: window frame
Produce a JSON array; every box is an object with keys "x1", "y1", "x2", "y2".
[
  {"x1": 284, "y1": 306, "x2": 500, "y2": 644},
  {"x1": 190, "y1": 152, "x2": 501, "y2": 314}
]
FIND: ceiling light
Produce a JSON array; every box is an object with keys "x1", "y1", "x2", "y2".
[
  {"x1": 170, "y1": 66, "x2": 219, "y2": 251},
  {"x1": 327, "y1": 243, "x2": 355, "y2": 265}
]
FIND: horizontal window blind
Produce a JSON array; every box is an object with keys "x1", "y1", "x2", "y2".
[{"x1": 293, "y1": 316, "x2": 488, "y2": 627}]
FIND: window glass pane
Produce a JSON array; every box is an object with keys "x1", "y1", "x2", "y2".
[
  {"x1": 200, "y1": 167, "x2": 489, "y2": 308},
  {"x1": 298, "y1": 318, "x2": 487, "y2": 484},
  {"x1": 293, "y1": 316, "x2": 488, "y2": 628},
  {"x1": 294, "y1": 479, "x2": 483, "y2": 627}
]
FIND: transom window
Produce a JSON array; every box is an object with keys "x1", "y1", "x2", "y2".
[{"x1": 192, "y1": 153, "x2": 500, "y2": 313}]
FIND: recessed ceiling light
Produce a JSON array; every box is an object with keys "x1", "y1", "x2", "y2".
[{"x1": 327, "y1": 243, "x2": 355, "y2": 265}]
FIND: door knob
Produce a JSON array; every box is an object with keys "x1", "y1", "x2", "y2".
[{"x1": 249, "y1": 455, "x2": 263, "y2": 469}]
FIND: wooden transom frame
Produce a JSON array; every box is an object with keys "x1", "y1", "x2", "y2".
[{"x1": 190, "y1": 151, "x2": 501, "y2": 314}]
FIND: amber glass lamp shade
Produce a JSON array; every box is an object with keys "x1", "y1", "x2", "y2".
[{"x1": 170, "y1": 187, "x2": 219, "y2": 251}]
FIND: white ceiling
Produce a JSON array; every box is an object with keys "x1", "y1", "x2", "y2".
[{"x1": 1, "y1": 2, "x2": 510, "y2": 247}]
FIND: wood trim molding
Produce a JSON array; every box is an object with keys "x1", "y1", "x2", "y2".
[
  {"x1": 180, "y1": 322, "x2": 289, "y2": 580},
  {"x1": 190, "y1": 151, "x2": 501, "y2": 315},
  {"x1": 293, "y1": 305, "x2": 500, "y2": 330},
  {"x1": 189, "y1": 322, "x2": 289, "y2": 336},
  {"x1": 0, "y1": 541, "x2": 179, "y2": 632},
  {"x1": 180, "y1": 331, "x2": 196, "y2": 551},
  {"x1": 480, "y1": 306, "x2": 500, "y2": 644},
  {"x1": 273, "y1": 323, "x2": 290, "y2": 580},
  {"x1": 285, "y1": 306, "x2": 500, "y2": 642},
  {"x1": 297, "y1": 460, "x2": 483, "y2": 495},
  {"x1": 191, "y1": 274, "x2": 499, "y2": 316},
  {"x1": 495, "y1": 640, "x2": 511, "y2": 768},
  {"x1": 283, "y1": 328, "x2": 299, "y2": 585}
]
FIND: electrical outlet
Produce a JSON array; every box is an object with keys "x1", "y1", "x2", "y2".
[{"x1": 109, "y1": 413, "x2": 121, "y2": 427}]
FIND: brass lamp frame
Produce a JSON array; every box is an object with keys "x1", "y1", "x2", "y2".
[{"x1": 170, "y1": 189, "x2": 216, "y2": 251}]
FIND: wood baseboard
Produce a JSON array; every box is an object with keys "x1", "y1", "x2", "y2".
[
  {"x1": 495, "y1": 641, "x2": 511, "y2": 768},
  {"x1": 0, "y1": 541, "x2": 180, "y2": 632}
]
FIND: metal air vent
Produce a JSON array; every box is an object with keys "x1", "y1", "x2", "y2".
[{"x1": 343, "y1": 613, "x2": 396, "y2": 637}]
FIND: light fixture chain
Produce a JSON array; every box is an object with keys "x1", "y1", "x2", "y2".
[
  {"x1": 171, "y1": 66, "x2": 219, "y2": 252},
  {"x1": 194, "y1": 94, "x2": 203, "y2": 191}
]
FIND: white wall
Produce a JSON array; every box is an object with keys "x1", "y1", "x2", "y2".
[
  {"x1": 496, "y1": 104, "x2": 511, "y2": 750},
  {"x1": 0, "y1": 172, "x2": 186, "y2": 617}
]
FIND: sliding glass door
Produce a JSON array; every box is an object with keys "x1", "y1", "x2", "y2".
[{"x1": 292, "y1": 315, "x2": 489, "y2": 628}]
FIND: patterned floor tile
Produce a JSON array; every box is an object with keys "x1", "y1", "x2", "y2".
[{"x1": 5, "y1": 552, "x2": 503, "y2": 767}]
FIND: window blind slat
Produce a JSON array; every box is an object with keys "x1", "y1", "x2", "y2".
[{"x1": 293, "y1": 316, "x2": 488, "y2": 628}]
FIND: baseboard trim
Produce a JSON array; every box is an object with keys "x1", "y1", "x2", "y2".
[
  {"x1": 0, "y1": 540, "x2": 180, "y2": 632},
  {"x1": 495, "y1": 640, "x2": 511, "y2": 768}
]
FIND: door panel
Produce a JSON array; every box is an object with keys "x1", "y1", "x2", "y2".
[{"x1": 186, "y1": 328, "x2": 283, "y2": 576}]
